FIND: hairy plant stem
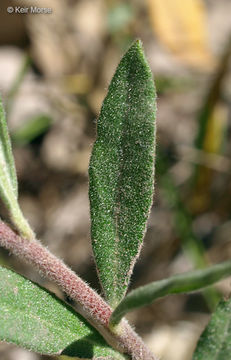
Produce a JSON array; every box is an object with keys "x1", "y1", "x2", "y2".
[{"x1": 0, "y1": 221, "x2": 157, "y2": 360}]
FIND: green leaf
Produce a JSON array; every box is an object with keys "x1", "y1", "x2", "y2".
[
  {"x1": 0, "y1": 97, "x2": 34, "y2": 239},
  {"x1": 0, "y1": 96, "x2": 17, "y2": 197},
  {"x1": 89, "y1": 40, "x2": 156, "y2": 307},
  {"x1": 110, "y1": 260, "x2": 231, "y2": 325},
  {"x1": 0, "y1": 266, "x2": 127, "y2": 359},
  {"x1": 193, "y1": 297, "x2": 231, "y2": 360}
]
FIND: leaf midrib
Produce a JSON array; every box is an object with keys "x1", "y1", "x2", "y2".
[{"x1": 113, "y1": 60, "x2": 134, "y2": 295}]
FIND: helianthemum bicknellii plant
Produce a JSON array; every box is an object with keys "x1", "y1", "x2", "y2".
[{"x1": 0, "y1": 40, "x2": 231, "y2": 360}]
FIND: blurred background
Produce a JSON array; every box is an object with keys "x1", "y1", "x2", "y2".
[{"x1": 0, "y1": 0, "x2": 231, "y2": 359}]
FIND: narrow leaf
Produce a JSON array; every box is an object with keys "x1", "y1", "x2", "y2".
[
  {"x1": 0, "y1": 96, "x2": 17, "y2": 197},
  {"x1": 110, "y1": 260, "x2": 231, "y2": 325},
  {"x1": 193, "y1": 297, "x2": 231, "y2": 360},
  {"x1": 89, "y1": 40, "x2": 156, "y2": 307},
  {"x1": 0, "y1": 97, "x2": 34, "y2": 239},
  {"x1": 0, "y1": 266, "x2": 126, "y2": 359}
]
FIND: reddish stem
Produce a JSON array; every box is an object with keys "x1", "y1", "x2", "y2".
[{"x1": 0, "y1": 221, "x2": 157, "y2": 360}]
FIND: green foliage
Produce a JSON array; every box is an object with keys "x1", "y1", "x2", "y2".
[
  {"x1": 193, "y1": 297, "x2": 231, "y2": 360},
  {"x1": 110, "y1": 260, "x2": 231, "y2": 325},
  {"x1": 89, "y1": 40, "x2": 156, "y2": 307},
  {"x1": 0, "y1": 266, "x2": 126, "y2": 359}
]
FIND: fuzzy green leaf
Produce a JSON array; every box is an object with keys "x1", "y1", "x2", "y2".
[
  {"x1": 0, "y1": 266, "x2": 127, "y2": 359},
  {"x1": 110, "y1": 260, "x2": 231, "y2": 325},
  {"x1": 89, "y1": 40, "x2": 156, "y2": 307},
  {"x1": 193, "y1": 297, "x2": 231, "y2": 360}
]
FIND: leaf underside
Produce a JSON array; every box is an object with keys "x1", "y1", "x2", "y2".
[
  {"x1": 193, "y1": 297, "x2": 231, "y2": 360},
  {"x1": 0, "y1": 266, "x2": 126, "y2": 359},
  {"x1": 89, "y1": 40, "x2": 156, "y2": 307}
]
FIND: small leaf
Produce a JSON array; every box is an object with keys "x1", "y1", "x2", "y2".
[
  {"x1": 110, "y1": 260, "x2": 231, "y2": 325},
  {"x1": 0, "y1": 266, "x2": 127, "y2": 359},
  {"x1": 89, "y1": 40, "x2": 156, "y2": 307},
  {"x1": 193, "y1": 297, "x2": 231, "y2": 360}
]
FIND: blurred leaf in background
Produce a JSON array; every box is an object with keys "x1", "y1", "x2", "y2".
[
  {"x1": 190, "y1": 103, "x2": 229, "y2": 213},
  {"x1": 147, "y1": 0, "x2": 214, "y2": 68},
  {"x1": 11, "y1": 114, "x2": 52, "y2": 146},
  {"x1": 189, "y1": 38, "x2": 231, "y2": 213},
  {"x1": 106, "y1": 1, "x2": 135, "y2": 50},
  {"x1": 107, "y1": 2, "x2": 134, "y2": 34}
]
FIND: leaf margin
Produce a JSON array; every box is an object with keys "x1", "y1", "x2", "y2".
[{"x1": 89, "y1": 39, "x2": 157, "y2": 307}]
